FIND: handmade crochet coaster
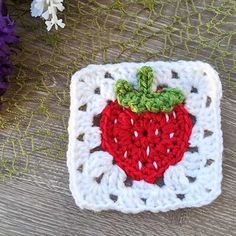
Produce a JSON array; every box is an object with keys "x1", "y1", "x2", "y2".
[{"x1": 67, "y1": 61, "x2": 223, "y2": 213}]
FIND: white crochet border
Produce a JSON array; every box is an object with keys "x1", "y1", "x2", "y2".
[{"x1": 67, "y1": 61, "x2": 223, "y2": 213}]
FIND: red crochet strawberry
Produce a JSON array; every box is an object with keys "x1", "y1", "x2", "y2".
[{"x1": 100, "y1": 66, "x2": 192, "y2": 184}]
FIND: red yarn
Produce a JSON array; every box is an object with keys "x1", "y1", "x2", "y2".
[{"x1": 100, "y1": 101, "x2": 193, "y2": 184}]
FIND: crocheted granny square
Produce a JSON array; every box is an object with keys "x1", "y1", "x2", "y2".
[{"x1": 67, "y1": 61, "x2": 223, "y2": 213}]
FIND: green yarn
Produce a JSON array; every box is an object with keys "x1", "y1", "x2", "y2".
[{"x1": 114, "y1": 66, "x2": 185, "y2": 113}]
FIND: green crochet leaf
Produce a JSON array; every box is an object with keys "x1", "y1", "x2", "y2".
[{"x1": 115, "y1": 66, "x2": 185, "y2": 113}]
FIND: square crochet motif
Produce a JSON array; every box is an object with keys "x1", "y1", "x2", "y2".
[{"x1": 67, "y1": 61, "x2": 223, "y2": 213}]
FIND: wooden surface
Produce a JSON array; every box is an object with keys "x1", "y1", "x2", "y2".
[{"x1": 0, "y1": 1, "x2": 236, "y2": 235}]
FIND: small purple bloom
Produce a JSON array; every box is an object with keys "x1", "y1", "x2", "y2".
[{"x1": 0, "y1": 0, "x2": 19, "y2": 98}]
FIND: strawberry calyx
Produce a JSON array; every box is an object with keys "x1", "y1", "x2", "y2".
[{"x1": 115, "y1": 66, "x2": 185, "y2": 113}]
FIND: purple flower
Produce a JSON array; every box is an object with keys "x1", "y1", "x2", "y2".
[{"x1": 0, "y1": 0, "x2": 19, "y2": 97}]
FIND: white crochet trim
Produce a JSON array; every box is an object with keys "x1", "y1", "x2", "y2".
[{"x1": 67, "y1": 61, "x2": 223, "y2": 213}]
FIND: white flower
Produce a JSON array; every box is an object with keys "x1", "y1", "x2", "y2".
[
  {"x1": 31, "y1": 0, "x2": 46, "y2": 17},
  {"x1": 31, "y1": 0, "x2": 65, "y2": 31},
  {"x1": 46, "y1": 18, "x2": 65, "y2": 31}
]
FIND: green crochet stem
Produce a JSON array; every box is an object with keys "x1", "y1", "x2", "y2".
[{"x1": 114, "y1": 66, "x2": 185, "y2": 113}]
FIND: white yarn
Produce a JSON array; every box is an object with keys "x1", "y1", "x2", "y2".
[{"x1": 67, "y1": 61, "x2": 223, "y2": 213}]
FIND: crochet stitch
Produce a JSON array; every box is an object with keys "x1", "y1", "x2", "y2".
[
  {"x1": 115, "y1": 66, "x2": 185, "y2": 113},
  {"x1": 100, "y1": 66, "x2": 192, "y2": 183},
  {"x1": 67, "y1": 61, "x2": 223, "y2": 213},
  {"x1": 100, "y1": 101, "x2": 192, "y2": 183}
]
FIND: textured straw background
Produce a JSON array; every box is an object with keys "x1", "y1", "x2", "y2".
[{"x1": 0, "y1": 0, "x2": 236, "y2": 235}]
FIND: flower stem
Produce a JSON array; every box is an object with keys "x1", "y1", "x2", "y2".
[{"x1": 137, "y1": 66, "x2": 154, "y2": 94}]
